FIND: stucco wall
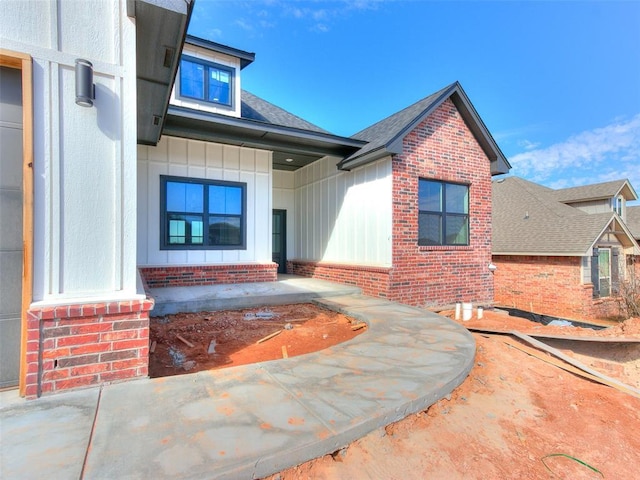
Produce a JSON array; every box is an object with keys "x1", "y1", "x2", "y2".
[
  {"x1": 0, "y1": 0, "x2": 138, "y2": 303},
  {"x1": 137, "y1": 136, "x2": 273, "y2": 266},
  {"x1": 293, "y1": 156, "x2": 392, "y2": 267}
]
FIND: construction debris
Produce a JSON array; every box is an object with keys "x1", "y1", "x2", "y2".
[
  {"x1": 176, "y1": 334, "x2": 195, "y2": 348},
  {"x1": 256, "y1": 329, "x2": 282, "y2": 344},
  {"x1": 351, "y1": 323, "x2": 367, "y2": 331},
  {"x1": 207, "y1": 339, "x2": 217, "y2": 354}
]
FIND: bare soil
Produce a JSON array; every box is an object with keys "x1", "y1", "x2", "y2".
[
  {"x1": 149, "y1": 303, "x2": 364, "y2": 378},
  {"x1": 265, "y1": 310, "x2": 640, "y2": 480}
]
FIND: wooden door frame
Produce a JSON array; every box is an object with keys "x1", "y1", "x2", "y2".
[{"x1": 1, "y1": 49, "x2": 34, "y2": 396}]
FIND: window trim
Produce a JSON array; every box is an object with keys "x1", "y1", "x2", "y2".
[
  {"x1": 418, "y1": 178, "x2": 470, "y2": 247},
  {"x1": 177, "y1": 54, "x2": 235, "y2": 108},
  {"x1": 160, "y1": 175, "x2": 247, "y2": 251}
]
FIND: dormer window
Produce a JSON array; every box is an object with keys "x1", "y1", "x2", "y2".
[
  {"x1": 178, "y1": 55, "x2": 233, "y2": 107},
  {"x1": 614, "y1": 195, "x2": 624, "y2": 218}
]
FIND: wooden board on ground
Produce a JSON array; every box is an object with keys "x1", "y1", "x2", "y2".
[{"x1": 465, "y1": 325, "x2": 640, "y2": 343}]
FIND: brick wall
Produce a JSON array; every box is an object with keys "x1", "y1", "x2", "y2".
[
  {"x1": 25, "y1": 299, "x2": 153, "y2": 398},
  {"x1": 288, "y1": 260, "x2": 392, "y2": 297},
  {"x1": 493, "y1": 255, "x2": 622, "y2": 321},
  {"x1": 139, "y1": 263, "x2": 278, "y2": 288},
  {"x1": 388, "y1": 99, "x2": 494, "y2": 308}
]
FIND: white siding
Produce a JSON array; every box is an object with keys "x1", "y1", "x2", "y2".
[
  {"x1": 169, "y1": 44, "x2": 242, "y2": 118},
  {"x1": 0, "y1": 0, "x2": 138, "y2": 302},
  {"x1": 137, "y1": 137, "x2": 272, "y2": 266},
  {"x1": 567, "y1": 199, "x2": 612, "y2": 215},
  {"x1": 273, "y1": 170, "x2": 296, "y2": 259},
  {"x1": 294, "y1": 156, "x2": 392, "y2": 266}
]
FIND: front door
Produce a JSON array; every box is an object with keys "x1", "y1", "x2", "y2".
[
  {"x1": 0, "y1": 65, "x2": 23, "y2": 388},
  {"x1": 272, "y1": 209, "x2": 286, "y2": 274},
  {"x1": 598, "y1": 248, "x2": 611, "y2": 297}
]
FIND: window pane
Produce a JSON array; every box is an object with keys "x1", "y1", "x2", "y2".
[
  {"x1": 180, "y1": 59, "x2": 205, "y2": 99},
  {"x1": 208, "y1": 68, "x2": 230, "y2": 105},
  {"x1": 209, "y1": 185, "x2": 242, "y2": 215},
  {"x1": 168, "y1": 214, "x2": 204, "y2": 245},
  {"x1": 209, "y1": 216, "x2": 241, "y2": 245},
  {"x1": 418, "y1": 213, "x2": 441, "y2": 245},
  {"x1": 419, "y1": 180, "x2": 442, "y2": 212},
  {"x1": 166, "y1": 182, "x2": 203, "y2": 213},
  {"x1": 445, "y1": 215, "x2": 469, "y2": 245},
  {"x1": 446, "y1": 184, "x2": 468, "y2": 214}
]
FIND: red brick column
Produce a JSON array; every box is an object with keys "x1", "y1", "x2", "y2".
[{"x1": 25, "y1": 298, "x2": 153, "y2": 398}]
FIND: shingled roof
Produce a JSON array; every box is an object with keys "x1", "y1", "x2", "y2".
[
  {"x1": 552, "y1": 179, "x2": 638, "y2": 203},
  {"x1": 241, "y1": 90, "x2": 330, "y2": 134},
  {"x1": 338, "y1": 81, "x2": 511, "y2": 174},
  {"x1": 627, "y1": 206, "x2": 640, "y2": 240},
  {"x1": 492, "y1": 176, "x2": 640, "y2": 256}
]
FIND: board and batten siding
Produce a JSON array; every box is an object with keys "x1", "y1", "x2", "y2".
[
  {"x1": 137, "y1": 137, "x2": 273, "y2": 266},
  {"x1": 294, "y1": 156, "x2": 392, "y2": 267},
  {"x1": 0, "y1": 0, "x2": 138, "y2": 302},
  {"x1": 273, "y1": 170, "x2": 296, "y2": 259}
]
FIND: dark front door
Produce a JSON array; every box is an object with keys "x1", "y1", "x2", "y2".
[
  {"x1": 272, "y1": 209, "x2": 286, "y2": 274},
  {"x1": 0, "y1": 66, "x2": 23, "y2": 388}
]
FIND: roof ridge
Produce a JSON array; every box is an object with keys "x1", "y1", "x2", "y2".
[{"x1": 351, "y1": 82, "x2": 456, "y2": 139}]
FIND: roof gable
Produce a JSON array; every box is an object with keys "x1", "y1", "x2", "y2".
[
  {"x1": 552, "y1": 179, "x2": 638, "y2": 203},
  {"x1": 338, "y1": 81, "x2": 510, "y2": 175}
]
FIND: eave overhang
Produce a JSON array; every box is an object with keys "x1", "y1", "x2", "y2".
[
  {"x1": 185, "y1": 35, "x2": 255, "y2": 69},
  {"x1": 338, "y1": 82, "x2": 511, "y2": 175},
  {"x1": 128, "y1": 0, "x2": 194, "y2": 146},
  {"x1": 164, "y1": 106, "x2": 366, "y2": 170}
]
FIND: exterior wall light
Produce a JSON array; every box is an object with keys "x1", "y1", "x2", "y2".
[
  {"x1": 488, "y1": 262, "x2": 497, "y2": 273},
  {"x1": 75, "y1": 59, "x2": 95, "y2": 107}
]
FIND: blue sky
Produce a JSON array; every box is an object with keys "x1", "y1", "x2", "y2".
[{"x1": 188, "y1": 1, "x2": 640, "y2": 202}]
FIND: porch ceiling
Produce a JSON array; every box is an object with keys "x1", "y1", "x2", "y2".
[{"x1": 164, "y1": 106, "x2": 365, "y2": 171}]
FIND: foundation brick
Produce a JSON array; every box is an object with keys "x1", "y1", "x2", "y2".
[{"x1": 25, "y1": 296, "x2": 153, "y2": 398}]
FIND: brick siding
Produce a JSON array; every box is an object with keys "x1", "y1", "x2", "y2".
[
  {"x1": 388, "y1": 99, "x2": 494, "y2": 308},
  {"x1": 288, "y1": 260, "x2": 392, "y2": 297},
  {"x1": 139, "y1": 263, "x2": 278, "y2": 288},
  {"x1": 493, "y1": 255, "x2": 622, "y2": 321},
  {"x1": 290, "y1": 99, "x2": 494, "y2": 308},
  {"x1": 25, "y1": 299, "x2": 153, "y2": 398}
]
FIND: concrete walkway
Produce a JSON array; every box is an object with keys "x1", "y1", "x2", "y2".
[{"x1": 1, "y1": 279, "x2": 475, "y2": 479}]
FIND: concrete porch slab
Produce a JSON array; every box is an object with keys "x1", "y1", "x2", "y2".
[{"x1": 149, "y1": 275, "x2": 362, "y2": 317}]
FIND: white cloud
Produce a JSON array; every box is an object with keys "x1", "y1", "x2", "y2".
[
  {"x1": 517, "y1": 139, "x2": 540, "y2": 151},
  {"x1": 507, "y1": 115, "x2": 640, "y2": 204}
]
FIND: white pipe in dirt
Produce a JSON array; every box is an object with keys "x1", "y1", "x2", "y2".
[
  {"x1": 455, "y1": 303, "x2": 461, "y2": 320},
  {"x1": 462, "y1": 303, "x2": 472, "y2": 321}
]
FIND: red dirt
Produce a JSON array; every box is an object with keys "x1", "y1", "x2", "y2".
[
  {"x1": 149, "y1": 303, "x2": 363, "y2": 378},
  {"x1": 264, "y1": 311, "x2": 640, "y2": 479}
]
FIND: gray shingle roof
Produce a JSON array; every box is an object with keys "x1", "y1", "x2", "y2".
[
  {"x1": 339, "y1": 81, "x2": 510, "y2": 174},
  {"x1": 241, "y1": 90, "x2": 330, "y2": 134},
  {"x1": 349, "y1": 85, "x2": 450, "y2": 158},
  {"x1": 627, "y1": 205, "x2": 640, "y2": 240},
  {"x1": 552, "y1": 179, "x2": 637, "y2": 203},
  {"x1": 492, "y1": 177, "x2": 617, "y2": 255}
]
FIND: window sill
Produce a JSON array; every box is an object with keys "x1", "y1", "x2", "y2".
[{"x1": 418, "y1": 245, "x2": 473, "y2": 251}]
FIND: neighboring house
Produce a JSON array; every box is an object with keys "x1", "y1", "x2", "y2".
[
  {"x1": 627, "y1": 205, "x2": 640, "y2": 242},
  {"x1": 492, "y1": 176, "x2": 640, "y2": 321},
  {"x1": 1, "y1": 2, "x2": 509, "y2": 397}
]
